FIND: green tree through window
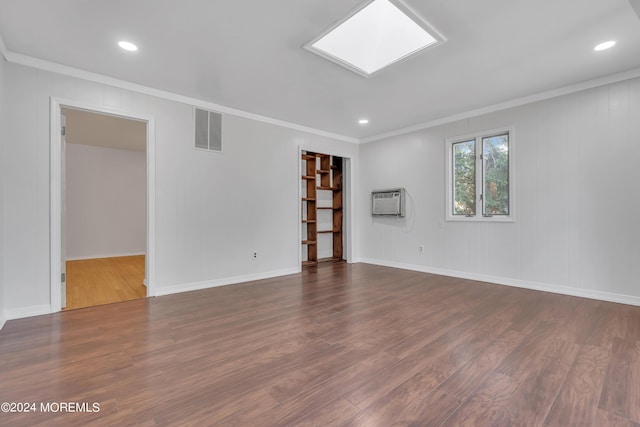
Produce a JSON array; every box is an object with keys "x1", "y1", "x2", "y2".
[
  {"x1": 482, "y1": 135, "x2": 509, "y2": 215},
  {"x1": 453, "y1": 140, "x2": 475, "y2": 215},
  {"x1": 448, "y1": 131, "x2": 511, "y2": 219}
]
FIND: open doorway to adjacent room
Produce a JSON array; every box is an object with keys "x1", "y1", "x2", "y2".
[{"x1": 61, "y1": 107, "x2": 148, "y2": 310}]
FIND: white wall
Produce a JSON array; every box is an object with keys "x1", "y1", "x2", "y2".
[
  {"x1": 359, "y1": 77, "x2": 640, "y2": 304},
  {"x1": 66, "y1": 143, "x2": 146, "y2": 260},
  {"x1": 1, "y1": 61, "x2": 359, "y2": 317},
  {"x1": 0, "y1": 57, "x2": 6, "y2": 329}
]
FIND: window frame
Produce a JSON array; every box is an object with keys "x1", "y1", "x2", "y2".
[{"x1": 445, "y1": 126, "x2": 515, "y2": 222}]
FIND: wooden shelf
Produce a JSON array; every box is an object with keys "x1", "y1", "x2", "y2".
[
  {"x1": 302, "y1": 151, "x2": 343, "y2": 265},
  {"x1": 303, "y1": 257, "x2": 345, "y2": 266},
  {"x1": 317, "y1": 257, "x2": 345, "y2": 264}
]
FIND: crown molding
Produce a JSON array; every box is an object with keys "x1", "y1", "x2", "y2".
[
  {"x1": 0, "y1": 44, "x2": 358, "y2": 144},
  {"x1": 0, "y1": 32, "x2": 8, "y2": 61},
  {"x1": 360, "y1": 67, "x2": 640, "y2": 143},
  {"x1": 3, "y1": 33, "x2": 640, "y2": 146}
]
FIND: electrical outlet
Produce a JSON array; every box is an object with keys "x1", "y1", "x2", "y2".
[
  {"x1": 252, "y1": 252, "x2": 257, "y2": 260},
  {"x1": 418, "y1": 245, "x2": 424, "y2": 253}
]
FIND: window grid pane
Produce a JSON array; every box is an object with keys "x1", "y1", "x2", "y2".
[
  {"x1": 482, "y1": 134, "x2": 509, "y2": 215},
  {"x1": 452, "y1": 140, "x2": 476, "y2": 215}
]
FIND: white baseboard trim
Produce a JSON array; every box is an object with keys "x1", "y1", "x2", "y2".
[
  {"x1": 5, "y1": 304, "x2": 53, "y2": 321},
  {"x1": 153, "y1": 267, "x2": 301, "y2": 297},
  {"x1": 358, "y1": 258, "x2": 640, "y2": 307},
  {"x1": 65, "y1": 252, "x2": 146, "y2": 261}
]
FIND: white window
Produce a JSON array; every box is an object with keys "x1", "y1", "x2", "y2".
[{"x1": 446, "y1": 127, "x2": 514, "y2": 222}]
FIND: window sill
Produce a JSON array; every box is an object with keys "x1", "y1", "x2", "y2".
[{"x1": 446, "y1": 216, "x2": 515, "y2": 223}]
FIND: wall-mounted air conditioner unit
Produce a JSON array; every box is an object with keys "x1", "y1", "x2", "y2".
[{"x1": 372, "y1": 188, "x2": 405, "y2": 217}]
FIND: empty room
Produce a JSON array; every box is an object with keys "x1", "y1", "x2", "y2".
[{"x1": 1, "y1": 0, "x2": 640, "y2": 426}]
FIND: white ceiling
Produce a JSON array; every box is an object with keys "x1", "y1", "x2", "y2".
[
  {"x1": 63, "y1": 108, "x2": 146, "y2": 152},
  {"x1": 2, "y1": 0, "x2": 640, "y2": 140}
]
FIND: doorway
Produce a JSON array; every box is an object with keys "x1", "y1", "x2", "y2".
[
  {"x1": 300, "y1": 150, "x2": 351, "y2": 267},
  {"x1": 50, "y1": 98, "x2": 156, "y2": 312},
  {"x1": 62, "y1": 107, "x2": 147, "y2": 309}
]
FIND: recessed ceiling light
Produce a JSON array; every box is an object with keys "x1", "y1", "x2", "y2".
[
  {"x1": 358, "y1": 119, "x2": 370, "y2": 125},
  {"x1": 118, "y1": 41, "x2": 138, "y2": 52},
  {"x1": 306, "y1": 0, "x2": 444, "y2": 76},
  {"x1": 594, "y1": 41, "x2": 616, "y2": 51}
]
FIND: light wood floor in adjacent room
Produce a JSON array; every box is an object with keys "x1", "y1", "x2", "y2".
[
  {"x1": 65, "y1": 255, "x2": 146, "y2": 310},
  {"x1": 1, "y1": 262, "x2": 640, "y2": 426}
]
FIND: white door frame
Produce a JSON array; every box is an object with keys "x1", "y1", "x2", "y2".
[
  {"x1": 50, "y1": 97, "x2": 156, "y2": 312},
  {"x1": 297, "y1": 146, "x2": 355, "y2": 267}
]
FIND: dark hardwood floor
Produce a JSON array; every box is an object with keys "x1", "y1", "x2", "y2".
[{"x1": 1, "y1": 262, "x2": 639, "y2": 426}]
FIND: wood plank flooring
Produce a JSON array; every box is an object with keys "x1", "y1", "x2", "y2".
[
  {"x1": 65, "y1": 255, "x2": 146, "y2": 310},
  {"x1": 1, "y1": 262, "x2": 640, "y2": 426}
]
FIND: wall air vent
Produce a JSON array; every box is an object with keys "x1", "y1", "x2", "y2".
[
  {"x1": 372, "y1": 188, "x2": 405, "y2": 217},
  {"x1": 195, "y1": 108, "x2": 222, "y2": 152}
]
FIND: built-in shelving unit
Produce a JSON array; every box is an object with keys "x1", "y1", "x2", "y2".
[
  {"x1": 301, "y1": 151, "x2": 343, "y2": 266},
  {"x1": 301, "y1": 153, "x2": 317, "y2": 265}
]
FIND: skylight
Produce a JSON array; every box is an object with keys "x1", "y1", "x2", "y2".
[{"x1": 306, "y1": 0, "x2": 443, "y2": 77}]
